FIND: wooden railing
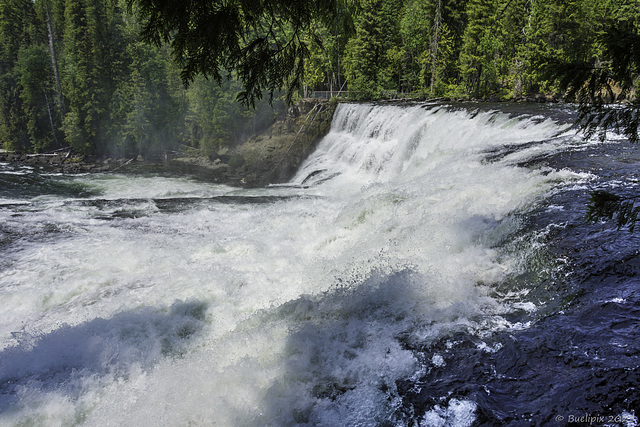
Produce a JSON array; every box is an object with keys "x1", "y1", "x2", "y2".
[
  {"x1": 307, "y1": 90, "x2": 426, "y2": 100},
  {"x1": 307, "y1": 91, "x2": 354, "y2": 99}
]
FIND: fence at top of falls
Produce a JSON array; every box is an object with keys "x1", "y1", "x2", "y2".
[{"x1": 306, "y1": 90, "x2": 426, "y2": 100}]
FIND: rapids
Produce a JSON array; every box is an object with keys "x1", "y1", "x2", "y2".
[{"x1": 0, "y1": 102, "x2": 639, "y2": 426}]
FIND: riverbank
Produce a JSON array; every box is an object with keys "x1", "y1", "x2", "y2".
[
  {"x1": 0, "y1": 98, "x2": 337, "y2": 187},
  {"x1": 0, "y1": 149, "x2": 147, "y2": 174},
  {"x1": 168, "y1": 97, "x2": 338, "y2": 187}
]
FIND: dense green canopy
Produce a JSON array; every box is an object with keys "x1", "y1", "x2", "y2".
[
  {"x1": 548, "y1": 2, "x2": 640, "y2": 143},
  {"x1": 541, "y1": 1, "x2": 640, "y2": 231},
  {"x1": 129, "y1": 0, "x2": 354, "y2": 106},
  {"x1": 1, "y1": 0, "x2": 639, "y2": 161}
]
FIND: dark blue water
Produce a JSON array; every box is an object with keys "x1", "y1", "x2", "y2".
[{"x1": 397, "y1": 127, "x2": 640, "y2": 426}]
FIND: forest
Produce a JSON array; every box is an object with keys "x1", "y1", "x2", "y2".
[{"x1": 0, "y1": 0, "x2": 633, "y2": 157}]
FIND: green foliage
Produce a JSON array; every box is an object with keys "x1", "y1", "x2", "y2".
[
  {"x1": 398, "y1": 0, "x2": 431, "y2": 91},
  {"x1": 186, "y1": 77, "x2": 239, "y2": 155},
  {"x1": 61, "y1": 0, "x2": 112, "y2": 154},
  {"x1": 458, "y1": 0, "x2": 497, "y2": 96},
  {"x1": 0, "y1": 0, "x2": 39, "y2": 152},
  {"x1": 559, "y1": 1, "x2": 640, "y2": 232},
  {"x1": 107, "y1": 37, "x2": 185, "y2": 158},
  {"x1": 551, "y1": 0, "x2": 640, "y2": 144},
  {"x1": 303, "y1": 2, "x2": 353, "y2": 94},
  {"x1": 343, "y1": 0, "x2": 402, "y2": 94},
  {"x1": 1, "y1": 0, "x2": 640, "y2": 160},
  {"x1": 182, "y1": 75, "x2": 284, "y2": 156},
  {"x1": 586, "y1": 190, "x2": 640, "y2": 232},
  {"x1": 0, "y1": 0, "x2": 290, "y2": 158},
  {"x1": 15, "y1": 44, "x2": 55, "y2": 152},
  {"x1": 128, "y1": 0, "x2": 354, "y2": 107}
]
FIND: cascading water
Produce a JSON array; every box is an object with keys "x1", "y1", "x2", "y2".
[{"x1": 1, "y1": 103, "x2": 639, "y2": 426}]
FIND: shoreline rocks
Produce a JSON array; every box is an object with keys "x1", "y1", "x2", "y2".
[
  {"x1": 168, "y1": 98, "x2": 338, "y2": 187},
  {"x1": 0, "y1": 151, "x2": 140, "y2": 174}
]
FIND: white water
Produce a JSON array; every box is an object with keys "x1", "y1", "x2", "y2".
[{"x1": 0, "y1": 104, "x2": 592, "y2": 426}]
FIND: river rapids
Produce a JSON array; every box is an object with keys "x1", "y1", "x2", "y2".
[{"x1": 0, "y1": 102, "x2": 639, "y2": 426}]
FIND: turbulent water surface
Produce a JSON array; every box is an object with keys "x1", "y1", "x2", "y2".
[{"x1": 1, "y1": 103, "x2": 639, "y2": 426}]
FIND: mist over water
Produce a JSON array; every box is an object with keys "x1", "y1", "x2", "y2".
[{"x1": 0, "y1": 103, "x2": 638, "y2": 426}]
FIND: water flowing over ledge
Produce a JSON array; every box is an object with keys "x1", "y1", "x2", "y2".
[{"x1": 1, "y1": 102, "x2": 639, "y2": 425}]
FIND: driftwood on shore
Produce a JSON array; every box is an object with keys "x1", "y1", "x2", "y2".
[
  {"x1": 0, "y1": 150, "x2": 137, "y2": 173},
  {"x1": 1, "y1": 151, "x2": 70, "y2": 166}
]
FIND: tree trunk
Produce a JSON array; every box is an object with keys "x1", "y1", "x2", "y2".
[
  {"x1": 43, "y1": 88, "x2": 60, "y2": 148},
  {"x1": 430, "y1": 0, "x2": 443, "y2": 95},
  {"x1": 45, "y1": 2, "x2": 65, "y2": 115}
]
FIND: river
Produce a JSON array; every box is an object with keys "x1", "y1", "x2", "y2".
[{"x1": 1, "y1": 102, "x2": 639, "y2": 426}]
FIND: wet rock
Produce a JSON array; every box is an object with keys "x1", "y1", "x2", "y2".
[
  {"x1": 234, "y1": 98, "x2": 338, "y2": 186},
  {"x1": 169, "y1": 98, "x2": 339, "y2": 187}
]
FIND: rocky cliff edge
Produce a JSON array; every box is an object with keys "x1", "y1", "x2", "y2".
[{"x1": 170, "y1": 98, "x2": 338, "y2": 187}]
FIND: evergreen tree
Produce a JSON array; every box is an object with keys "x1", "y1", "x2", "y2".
[
  {"x1": 425, "y1": 0, "x2": 461, "y2": 95},
  {"x1": 343, "y1": 0, "x2": 402, "y2": 98},
  {"x1": 0, "y1": 0, "x2": 38, "y2": 151},
  {"x1": 38, "y1": 0, "x2": 65, "y2": 117},
  {"x1": 494, "y1": 0, "x2": 530, "y2": 97},
  {"x1": 129, "y1": 0, "x2": 353, "y2": 106},
  {"x1": 459, "y1": 0, "x2": 502, "y2": 97},
  {"x1": 398, "y1": 0, "x2": 432, "y2": 92},
  {"x1": 15, "y1": 44, "x2": 58, "y2": 152},
  {"x1": 548, "y1": 0, "x2": 640, "y2": 231},
  {"x1": 61, "y1": 0, "x2": 102, "y2": 154},
  {"x1": 184, "y1": 76, "x2": 282, "y2": 155},
  {"x1": 303, "y1": 4, "x2": 352, "y2": 96},
  {"x1": 0, "y1": 0, "x2": 636, "y2": 161},
  {"x1": 439, "y1": 0, "x2": 469, "y2": 94}
]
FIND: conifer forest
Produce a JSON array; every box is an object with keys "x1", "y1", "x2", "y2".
[{"x1": 0, "y1": 0, "x2": 634, "y2": 157}]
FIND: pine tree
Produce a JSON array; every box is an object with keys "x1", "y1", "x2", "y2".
[
  {"x1": 40, "y1": 0, "x2": 65, "y2": 116},
  {"x1": 343, "y1": 0, "x2": 402, "y2": 98},
  {"x1": 61, "y1": 0, "x2": 98, "y2": 153},
  {"x1": 15, "y1": 44, "x2": 57, "y2": 152},
  {"x1": 129, "y1": 0, "x2": 353, "y2": 106},
  {"x1": 303, "y1": 5, "x2": 352, "y2": 96},
  {"x1": 0, "y1": 0, "x2": 38, "y2": 151},
  {"x1": 61, "y1": 0, "x2": 128, "y2": 155},
  {"x1": 459, "y1": 0, "x2": 502, "y2": 97},
  {"x1": 398, "y1": 0, "x2": 431, "y2": 92}
]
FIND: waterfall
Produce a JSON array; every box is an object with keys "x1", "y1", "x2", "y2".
[
  {"x1": 0, "y1": 103, "x2": 609, "y2": 426},
  {"x1": 293, "y1": 103, "x2": 573, "y2": 189}
]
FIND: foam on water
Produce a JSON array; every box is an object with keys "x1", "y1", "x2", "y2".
[{"x1": 0, "y1": 103, "x2": 596, "y2": 425}]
